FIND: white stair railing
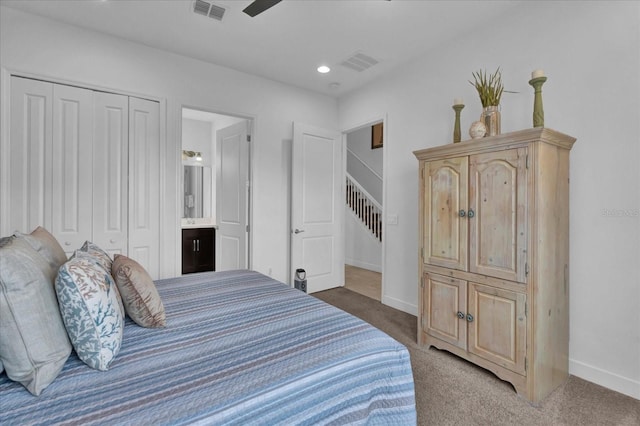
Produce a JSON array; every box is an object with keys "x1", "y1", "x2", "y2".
[{"x1": 346, "y1": 173, "x2": 382, "y2": 242}]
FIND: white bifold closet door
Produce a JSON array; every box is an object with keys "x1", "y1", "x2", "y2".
[{"x1": 5, "y1": 76, "x2": 160, "y2": 278}]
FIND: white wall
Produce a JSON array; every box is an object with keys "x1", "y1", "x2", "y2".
[
  {"x1": 338, "y1": 1, "x2": 640, "y2": 399},
  {"x1": 0, "y1": 6, "x2": 338, "y2": 284},
  {"x1": 345, "y1": 207, "x2": 382, "y2": 273},
  {"x1": 182, "y1": 118, "x2": 213, "y2": 166}
]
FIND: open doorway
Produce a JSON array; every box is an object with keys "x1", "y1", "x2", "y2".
[
  {"x1": 181, "y1": 107, "x2": 252, "y2": 272},
  {"x1": 343, "y1": 120, "x2": 384, "y2": 301}
]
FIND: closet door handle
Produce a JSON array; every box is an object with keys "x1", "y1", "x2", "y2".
[
  {"x1": 193, "y1": 240, "x2": 197, "y2": 252},
  {"x1": 196, "y1": 239, "x2": 200, "y2": 252}
]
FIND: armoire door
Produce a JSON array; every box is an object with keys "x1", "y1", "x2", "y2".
[
  {"x1": 467, "y1": 282, "x2": 527, "y2": 375},
  {"x1": 423, "y1": 157, "x2": 468, "y2": 271},
  {"x1": 468, "y1": 148, "x2": 528, "y2": 283},
  {"x1": 423, "y1": 272, "x2": 467, "y2": 350}
]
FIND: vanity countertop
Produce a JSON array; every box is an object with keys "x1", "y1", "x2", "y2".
[{"x1": 181, "y1": 218, "x2": 217, "y2": 229}]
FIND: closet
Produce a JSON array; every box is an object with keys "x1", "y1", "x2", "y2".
[{"x1": 5, "y1": 76, "x2": 160, "y2": 278}]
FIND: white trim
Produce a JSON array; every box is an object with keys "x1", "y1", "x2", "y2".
[
  {"x1": 178, "y1": 104, "x2": 256, "y2": 273},
  {"x1": 341, "y1": 114, "x2": 387, "y2": 306},
  {"x1": 345, "y1": 258, "x2": 382, "y2": 273},
  {"x1": 0, "y1": 68, "x2": 11, "y2": 235},
  {"x1": 569, "y1": 358, "x2": 640, "y2": 400},
  {"x1": 382, "y1": 295, "x2": 417, "y2": 316}
]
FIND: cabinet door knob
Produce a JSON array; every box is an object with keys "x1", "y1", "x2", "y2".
[
  {"x1": 466, "y1": 314, "x2": 474, "y2": 322},
  {"x1": 457, "y1": 311, "x2": 464, "y2": 319},
  {"x1": 459, "y1": 210, "x2": 466, "y2": 217},
  {"x1": 467, "y1": 209, "x2": 475, "y2": 218}
]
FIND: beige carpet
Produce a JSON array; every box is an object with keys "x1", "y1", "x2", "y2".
[{"x1": 314, "y1": 287, "x2": 639, "y2": 426}]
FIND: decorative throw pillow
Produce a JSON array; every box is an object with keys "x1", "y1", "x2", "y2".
[
  {"x1": 111, "y1": 255, "x2": 166, "y2": 328},
  {"x1": 0, "y1": 236, "x2": 72, "y2": 395},
  {"x1": 78, "y1": 240, "x2": 112, "y2": 272},
  {"x1": 25, "y1": 226, "x2": 67, "y2": 270},
  {"x1": 55, "y1": 256, "x2": 124, "y2": 371},
  {"x1": 14, "y1": 227, "x2": 67, "y2": 282},
  {"x1": 73, "y1": 243, "x2": 125, "y2": 318}
]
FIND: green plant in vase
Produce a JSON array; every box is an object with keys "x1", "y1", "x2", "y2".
[{"x1": 469, "y1": 67, "x2": 504, "y2": 136}]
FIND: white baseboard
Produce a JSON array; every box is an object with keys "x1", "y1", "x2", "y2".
[
  {"x1": 382, "y1": 295, "x2": 417, "y2": 316},
  {"x1": 345, "y1": 258, "x2": 382, "y2": 273},
  {"x1": 569, "y1": 358, "x2": 640, "y2": 400}
]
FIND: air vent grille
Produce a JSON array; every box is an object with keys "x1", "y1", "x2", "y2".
[
  {"x1": 193, "y1": 0, "x2": 225, "y2": 21},
  {"x1": 340, "y1": 52, "x2": 379, "y2": 72}
]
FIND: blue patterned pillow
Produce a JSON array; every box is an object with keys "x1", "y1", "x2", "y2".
[{"x1": 55, "y1": 256, "x2": 124, "y2": 371}]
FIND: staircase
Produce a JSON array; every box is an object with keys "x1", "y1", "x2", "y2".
[{"x1": 346, "y1": 173, "x2": 382, "y2": 242}]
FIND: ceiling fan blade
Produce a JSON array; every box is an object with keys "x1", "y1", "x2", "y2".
[{"x1": 243, "y1": 0, "x2": 282, "y2": 17}]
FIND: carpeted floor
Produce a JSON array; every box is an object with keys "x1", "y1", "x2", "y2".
[{"x1": 313, "y1": 287, "x2": 639, "y2": 426}]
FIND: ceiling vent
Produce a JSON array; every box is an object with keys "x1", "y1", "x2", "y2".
[
  {"x1": 193, "y1": 0, "x2": 226, "y2": 21},
  {"x1": 340, "y1": 52, "x2": 379, "y2": 72}
]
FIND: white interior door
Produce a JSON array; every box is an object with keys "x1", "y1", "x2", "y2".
[
  {"x1": 93, "y1": 91, "x2": 128, "y2": 258},
  {"x1": 216, "y1": 121, "x2": 249, "y2": 270},
  {"x1": 128, "y1": 97, "x2": 160, "y2": 279},
  {"x1": 51, "y1": 84, "x2": 94, "y2": 256},
  {"x1": 291, "y1": 122, "x2": 343, "y2": 293}
]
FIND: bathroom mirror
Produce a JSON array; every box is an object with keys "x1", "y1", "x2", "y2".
[{"x1": 184, "y1": 165, "x2": 212, "y2": 218}]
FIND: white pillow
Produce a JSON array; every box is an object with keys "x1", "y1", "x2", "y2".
[{"x1": 0, "y1": 236, "x2": 72, "y2": 395}]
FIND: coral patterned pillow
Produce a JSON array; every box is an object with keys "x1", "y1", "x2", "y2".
[
  {"x1": 55, "y1": 256, "x2": 124, "y2": 371},
  {"x1": 111, "y1": 254, "x2": 166, "y2": 328}
]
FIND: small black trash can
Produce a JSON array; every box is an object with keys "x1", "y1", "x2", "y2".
[{"x1": 294, "y1": 268, "x2": 307, "y2": 293}]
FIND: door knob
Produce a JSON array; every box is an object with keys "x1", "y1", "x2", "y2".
[
  {"x1": 294, "y1": 229, "x2": 305, "y2": 234},
  {"x1": 456, "y1": 311, "x2": 464, "y2": 319},
  {"x1": 466, "y1": 314, "x2": 474, "y2": 322},
  {"x1": 459, "y1": 210, "x2": 466, "y2": 217},
  {"x1": 467, "y1": 209, "x2": 475, "y2": 218}
]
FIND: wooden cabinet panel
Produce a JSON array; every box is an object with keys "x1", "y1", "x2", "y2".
[
  {"x1": 469, "y1": 149, "x2": 528, "y2": 283},
  {"x1": 467, "y1": 282, "x2": 526, "y2": 375},
  {"x1": 423, "y1": 273, "x2": 466, "y2": 350},
  {"x1": 423, "y1": 157, "x2": 468, "y2": 271}
]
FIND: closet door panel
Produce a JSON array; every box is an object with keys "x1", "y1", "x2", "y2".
[
  {"x1": 93, "y1": 92, "x2": 129, "y2": 257},
  {"x1": 51, "y1": 84, "x2": 94, "y2": 255},
  {"x1": 7, "y1": 77, "x2": 53, "y2": 234},
  {"x1": 128, "y1": 97, "x2": 160, "y2": 279}
]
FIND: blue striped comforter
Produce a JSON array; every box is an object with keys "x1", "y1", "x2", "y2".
[{"x1": 0, "y1": 270, "x2": 416, "y2": 425}]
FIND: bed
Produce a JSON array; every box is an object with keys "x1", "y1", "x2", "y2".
[{"x1": 0, "y1": 269, "x2": 416, "y2": 425}]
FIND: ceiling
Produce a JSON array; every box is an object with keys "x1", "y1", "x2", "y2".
[{"x1": 0, "y1": 0, "x2": 523, "y2": 97}]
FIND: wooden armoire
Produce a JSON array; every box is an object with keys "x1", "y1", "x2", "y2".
[{"x1": 414, "y1": 128, "x2": 576, "y2": 403}]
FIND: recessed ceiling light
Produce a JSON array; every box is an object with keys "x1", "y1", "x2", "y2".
[{"x1": 317, "y1": 65, "x2": 331, "y2": 74}]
